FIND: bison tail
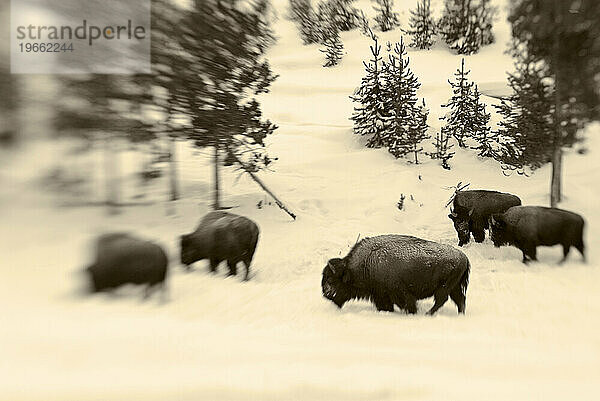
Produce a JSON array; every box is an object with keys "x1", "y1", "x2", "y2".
[{"x1": 460, "y1": 258, "x2": 471, "y2": 297}]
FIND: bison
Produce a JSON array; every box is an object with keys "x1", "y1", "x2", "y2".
[
  {"x1": 86, "y1": 233, "x2": 168, "y2": 298},
  {"x1": 321, "y1": 235, "x2": 470, "y2": 315},
  {"x1": 489, "y1": 206, "x2": 585, "y2": 264},
  {"x1": 448, "y1": 190, "x2": 522, "y2": 246},
  {"x1": 180, "y1": 211, "x2": 259, "y2": 281}
]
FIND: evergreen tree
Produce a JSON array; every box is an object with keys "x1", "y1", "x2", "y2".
[
  {"x1": 381, "y1": 39, "x2": 428, "y2": 161},
  {"x1": 315, "y1": 0, "x2": 360, "y2": 42},
  {"x1": 438, "y1": 0, "x2": 496, "y2": 55},
  {"x1": 289, "y1": 0, "x2": 321, "y2": 44},
  {"x1": 350, "y1": 36, "x2": 387, "y2": 148},
  {"x1": 320, "y1": 28, "x2": 344, "y2": 67},
  {"x1": 357, "y1": 11, "x2": 375, "y2": 38},
  {"x1": 329, "y1": 0, "x2": 360, "y2": 31},
  {"x1": 406, "y1": 0, "x2": 437, "y2": 50},
  {"x1": 166, "y1": 0, "x2": 278, "y2": 209},
  {"x1": 505, "y1": 0, "x2": 600, "y2": 206},
  {"x1": 405, "y1": 100, "x2": 431, "y2": 163},
  {"x1": 429, "y1": 129, "x2": 455, "y2": 170},
  {"x1": 494, "y1": 56, "x2": 577, "y2": 172},
  {"x1": 373, "y1": 0, "x2": 400, "y2": 32},
  {"x1": 439, "y1": 58, "x2": 490, "y2": 148},
  {"x1": 470, "y1": 85, "x2": 495, "y2": 157}
]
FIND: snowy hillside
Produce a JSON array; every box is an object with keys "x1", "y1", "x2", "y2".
[{"x1": 1, "y1": 0, "x2": 599, "y2": 400}]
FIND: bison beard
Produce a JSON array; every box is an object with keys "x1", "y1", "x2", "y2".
[{"x1": 322, "y1": 235, "x2": 470, "y2": 315}]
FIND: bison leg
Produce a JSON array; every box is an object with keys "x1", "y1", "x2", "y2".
[
  {"x1": 449, "y1": 286, "x2": 466, "y2": 314},
  {"x1": 242, "y1": 258, "x2": 252, "y2": 281},
  {"x1": 426, "y1": 288, "x2": 449, "y2": 315},
  {"x1": 472, "y1": 229, "x2": 485, "y2": 243},
  {"x1": 227, "y1": 260, "x2": 238, "y2": 276},
  {"x1": 373, "y1": 293, "x2": 394, "y2": 312},
  {"x1": 560, "y1": 244, "x2": 571, "y2": 264},
  {"x1": 209, "y1": 258, "x2": 220, "y2": 273},
  {"x1": 428, "y1": 267, "x2": 466, "y2": 315},
  {"x1": 144, "y1": 283, "x2": 157, "y2": 300},
  {"x1": 523, "y1": 244, "x2": 537, "y2": 263},
  {"x1": 401, "y1": 294, "x2": 418, "y2": 314},
  {"x1": 575, "y1": 240, "x2": 586, "y2": 262},
  {"x1": 391, "y1": 290, "x2": 417, "y2": 314}
]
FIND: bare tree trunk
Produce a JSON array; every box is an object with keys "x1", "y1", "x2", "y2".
[
  {"x1": 168, "y1": 136, "x2": 179, "y2": 201},
  {"x1": 550, "y1": 0, "x2": 562, "y2": 208},
  {"x1": 550, "y1": 146, "x2": 562, "y2": 207},
  {"x1": 104, "y1": 133, "x2": 119, "y2": 214},
  {"x1": 213, "y1": 145, "x2": 220, "y2": 210}
]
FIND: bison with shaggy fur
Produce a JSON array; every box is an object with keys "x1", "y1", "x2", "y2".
[
  {"x1": 321, "y1": 235, "x2": 470, "y2": 315},
  {"x1": 490, "y1": 206, "x2": 585, "y2": 264},
  {"x1": 180, "y1": 211, "x2": 259, "y2": 280},
  {"x1": 448, "y1": 190, "x2": 521, "y2": 246},
  {"x1": 86, "y1": 233, "x2": 168, "y2": 298}
]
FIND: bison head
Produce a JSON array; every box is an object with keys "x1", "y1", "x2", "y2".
[
  {"x1": 321, "y1": 258, "x2": 352, "y2": 308},
  {"x1": 448, "y1": 207, "x2": 472, "y2": 246},
  {"x1": 489, "y1": 214, "x2": 509, "y2": 247},
  {"x1": 180, "y1": 234, "x2": 202, "y2": 267}
]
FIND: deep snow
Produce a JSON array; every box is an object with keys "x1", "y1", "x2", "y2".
[{"x1": 1, "y1": 0, "x2": 599, "y2": 400}]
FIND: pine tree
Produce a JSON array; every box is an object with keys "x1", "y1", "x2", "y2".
[
  {"x1": 373, "y1": 0, "x2": 400, "y2": 32},
  {"x1": 289, "y1": 0, "x2": 321, "y2": 44},
  {"x1": 493, "y1": 58, "x2": 576, "y2": 172},
  {"x1": 406, "y1": 0, "x2": 437, "y2": 50},
  {"x1": 429, "y1": 129, "x2": 455, "y2": 170},
  {"x1": 357, "y1": 11, "x2": 375, "y2": 38},
  {"x1": 350, "y1": 35, "x2": 387, "y2": 148},
  {"x1": 505, "y1": 0, "x2": 600, "y2": 206},
  {"x1": 438, "y1": 0, "x2": 496, "y2": 55},
  {"x1": 321, "y1": 28, "x2": 344, "y2": 67},
  {"x1": 405, "y1": 100, "x2": 431, "y2": 163},
  {"x1": 169, "y1": 0, "x2": 278, "y2": 209},
  {"x1": 330, "y1": 0, "x2": 360, "y2": 31},
  {"x1": 380, "y1": 39, "x2": 428, "y2": 161},
  {"x1": 439, "y1": 58, "x2": 490, "y2": 148},
  {"x1": 470, "y1": 85, "x2": 495, "y2": 157}
]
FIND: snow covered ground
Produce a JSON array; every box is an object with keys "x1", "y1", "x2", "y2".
[{"x1": 1, "y1": 0, "x2": 599, "y2": 400}]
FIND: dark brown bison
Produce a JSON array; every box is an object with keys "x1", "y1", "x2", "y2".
[
  {"x1": 86, "y1": 233, "x2": 168, "y2": 298},
  {"x1": 321, "y1": 235, "x2": 470, "y2": 315},
  {"x1": 180, "y1": 211, "x2": 259, "y2": 280},
  {"x1": 448, "y1": 190, "x2": 521, "y2": 246},
  {"x1": 490, "y1": 206, "x2": 585, "y2": 264}
]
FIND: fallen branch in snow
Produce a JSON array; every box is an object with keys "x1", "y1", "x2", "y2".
[{"x1": 230, "y1": 154, "x2": 297, "y2": 221}]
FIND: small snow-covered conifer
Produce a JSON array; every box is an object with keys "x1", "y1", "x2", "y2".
[
  {"x1": 440, "y1": 58, "x2": 490, "y2": 148},
  {"x1": 381, "y1": 39, "x2": 429, "y2": 161},
  {"x1": 438, "y1": 0, "x2": 496, "y2": 55},
  {"x1": 470, "y1": 85, "x2": 496, "y2": 157},
  {"x1": 373, "y1": 0, "x2": 400, "y2": 32},
  {"x1": 429, "y1": 128, "x2": 455, "y2": 170},
  {"x1": 320, "y1": 28, "x2": 344, "y2": 67},
  {"x1": 350, "y1": 35, "x2": 388, "y2": 148},
  {"x1": 289, "y1": 0, "x2": 321, "y2": 44},
  {"x1": 406, "y1": 0, "x2": 437, "y2": 50}
]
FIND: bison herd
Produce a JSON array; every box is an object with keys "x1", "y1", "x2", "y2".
[{"x1": 83, "y1": 189, "x2": 586, "y2": 316}]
